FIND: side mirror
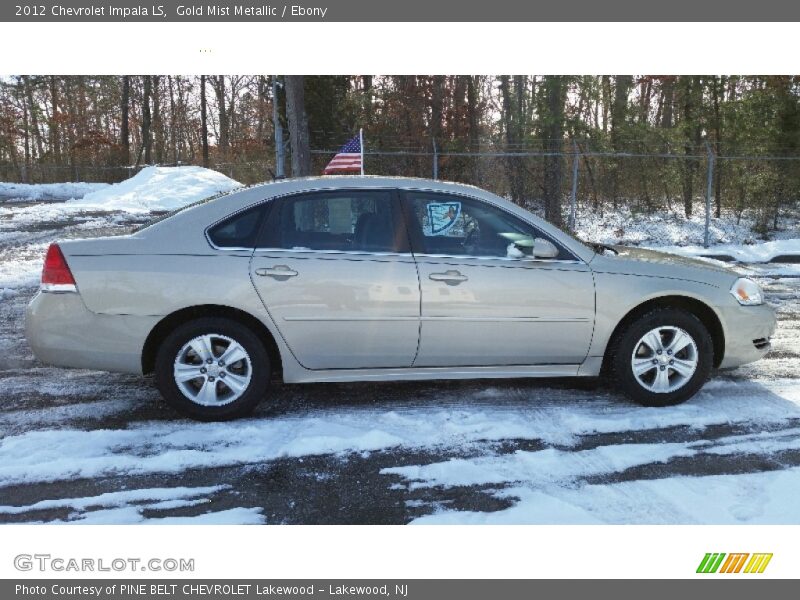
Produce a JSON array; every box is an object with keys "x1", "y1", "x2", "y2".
[{"x1": 531, "y1": 238, "x2": 559, "y2": 259}]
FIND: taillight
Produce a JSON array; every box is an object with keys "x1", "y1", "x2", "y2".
[{"x1": 41, "y1": 243, "x2": 77, "y2": 292}]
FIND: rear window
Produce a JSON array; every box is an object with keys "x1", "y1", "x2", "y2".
[{"x1": 207, "y1": 205, "x2": 267, "y2": 249}]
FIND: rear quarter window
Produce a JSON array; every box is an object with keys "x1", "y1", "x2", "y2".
[{"x1": 207, "y1": 204, "x2": 268, "y2": 249}]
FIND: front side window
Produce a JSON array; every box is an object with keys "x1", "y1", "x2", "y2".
[
  {"x1": 259, "y1": 190, "x2": 402, "y2": 253},
  {"x1": 405, "y1": 193, "x2": 571, "y2": 260}
]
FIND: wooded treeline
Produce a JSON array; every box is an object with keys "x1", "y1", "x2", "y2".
[{"x1": 1, "y1": 75, "x2": 799, "y2": 231}]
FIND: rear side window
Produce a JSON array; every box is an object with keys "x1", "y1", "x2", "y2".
[
  {"x1": 207, "y1": 204, "x2": 267, "y2": 249},
  {"x1": 259, "y1": 190, "x2": 404, "y2": 253}
]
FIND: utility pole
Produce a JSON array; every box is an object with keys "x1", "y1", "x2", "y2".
[{"x1": 272, "y1": 76, "x2": 285, "y2": 179}]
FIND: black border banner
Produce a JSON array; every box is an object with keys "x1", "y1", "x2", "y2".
[
  {"x1": 3, "y1": 580, "x2": 798, "y2": 599},
  {"x1": 4, "y1": 0, "x2": 800, "y2": 22}
]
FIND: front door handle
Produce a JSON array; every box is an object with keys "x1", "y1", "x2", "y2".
[
  {"x1": 429, "y1": 270, "x2": 468, "y2": 285},
  {"x1": 255, "y1": 265, "x2": 298, "y2": 279}
]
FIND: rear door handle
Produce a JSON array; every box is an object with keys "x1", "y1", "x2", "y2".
[
  {"x1": 255, "y1": 265, "x2": 298, "y2": 279},
  {"x1": 429, "y1": 270, "x2": 468, "y2": 284}
]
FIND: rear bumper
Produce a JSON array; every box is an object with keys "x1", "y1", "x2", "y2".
[
  {"x1": 25, "y1": 291, "x2": 158, "y2": 374},
  {"x1": 718, "y1": 302, "x2": 778, "y2": 369}
]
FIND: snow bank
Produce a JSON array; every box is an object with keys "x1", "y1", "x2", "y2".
[
  {"x1": 567, "y1": 204, "x2": 800, "y2": 262},
  {"x1": 0, "y1": 181, "x2": 108, "y2": 201},
  {"x1": 652, "y1": 238, "x2": 800, "y2": 264},
  {"x1": 572, "y1": 204, "x2": 800, "y2": 248},
  {"x1": 67, "y1": 166, "x2": 242, "y2": 212}
]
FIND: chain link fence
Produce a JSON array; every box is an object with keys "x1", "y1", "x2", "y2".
[{"x1": 3, "y1": 147, "x2": 799, "y2": 248}]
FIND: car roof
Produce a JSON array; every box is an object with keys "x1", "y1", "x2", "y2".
[{"x1": 242, "y1": 175, "x2": 493, "y2": 198}]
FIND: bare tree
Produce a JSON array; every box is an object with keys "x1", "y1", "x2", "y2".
[
  {"x1": 153, "y1": 75, "x2": 163, "y2": 163},
  {"x1": 121, "y1": 75, "x2": 130, "y2": 163},
  {"x1": 213, "y1": 76, "x2": 229, "y2": 159},
  {"x1": 136, "y1": 75, "x2": 152, "y2": 167},
  {"x1": 542, "y1": 76, "x2": 565, "y2": 227},
  {"x1": 200, "y1": 75, "x2": 209, "y2": 168},
  {"x1": 284, "y1": 75, "x2": 312, "y2": 177},
  {"x1": 167, "y1": 75, "x2": 178, "y2": 163},
  {"x1": 48, "y1": 76, "x2": 60, "y2": 165}
]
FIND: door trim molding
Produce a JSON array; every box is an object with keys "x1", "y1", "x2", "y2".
[
  {"x1": 282, "y1": 316, "x2": 418, "y2": 322},
  {"x1": 420, "y1": 316, "x2": 590, "y2": 323},
  {"x1": 281, "y1": 316, "x2": 590, "y2": 323},
  {"x1": 285, "y1": 363, "x2": 585, "y2": 383}
]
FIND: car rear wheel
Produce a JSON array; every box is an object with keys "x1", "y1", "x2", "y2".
[
  {"x1": 610, "y1": 308, "x2": 713, "y2": 407},
  {"x1": 154, "y1": 317, "x2": 270, "y2": 420}
]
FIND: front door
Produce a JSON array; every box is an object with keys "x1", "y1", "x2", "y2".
[
  {"x1": 403, "y1": 192, "x2": 595, "y2": 367},
  {"x1": 250, "y1": 189, "x2": 420, "y2": 370}
]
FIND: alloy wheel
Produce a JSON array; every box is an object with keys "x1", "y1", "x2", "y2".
[
  {"x1": 630, "y1": 326, "x2": 699, "y2": 394},
  {"x1": 173, "y1": 333, "x2": 253, "y2": 406}
]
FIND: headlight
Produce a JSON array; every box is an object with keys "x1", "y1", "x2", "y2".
[{"x1": 730, "y1": 277, "x2": 764, "y2": 306}]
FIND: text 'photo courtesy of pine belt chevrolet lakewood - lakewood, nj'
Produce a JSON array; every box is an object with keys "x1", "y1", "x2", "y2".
[{"x1": 25, "y1": 177, "x2": 776, "y2": 420}]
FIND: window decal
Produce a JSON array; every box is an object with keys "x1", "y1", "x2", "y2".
[{"x1": 426, "y1": 202, "x2": 462, "y2": 236}]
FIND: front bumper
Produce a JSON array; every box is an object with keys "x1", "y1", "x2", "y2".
[
  {"x1": 718, "y1": 302, "x2": 778, "y2": 369},
  {"x1": 25, "y1": 291, "x2": 159, "y2": 374}
]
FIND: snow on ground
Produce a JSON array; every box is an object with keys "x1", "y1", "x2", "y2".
[
  {"x1": 387, "y1": 429, "x2": 800, "y2": 524},
  {"x1": 0, "y1": 482, "x2": 266, "y2": 524},
  {"x1": 0, "y1": 181, "x2": 109, "y2": 202},
  {"x1": 67, "y1": 166, "x2": 242, "y2": 212},
  {"x1": 573, "y1": 204, "x2": 800, "y2": 248},
  {"x1": 0, "y1": 242, "x2": 49, "y2": 289},
  {"x1": 651, "y1": 238, "x2": 800, "y2": 264},
  {"x1": 0, "y1": 365, "x2": 799, "y2": 523},
  {"x1": 407, "y1": 467, "x2": 800, "y2": 525},
  {"x1": 3, "y1": 378, "x2": 799, "y2": 488},
  {"x1": 569, "y1": 204, "x2": 800, "y2": 263}
]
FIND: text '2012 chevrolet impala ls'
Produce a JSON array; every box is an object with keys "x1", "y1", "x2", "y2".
[{"x1": 26, "y1": 177, "x2": 776, "y2": 420}]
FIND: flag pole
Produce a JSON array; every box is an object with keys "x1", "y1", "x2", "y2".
[{"x1": 359, "y1": 128, "x2": 365, "y2": 175}]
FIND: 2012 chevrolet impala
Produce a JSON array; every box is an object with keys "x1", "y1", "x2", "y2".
[{"x1": 25, "y1": 177, "x2": 777, "y2": 420}]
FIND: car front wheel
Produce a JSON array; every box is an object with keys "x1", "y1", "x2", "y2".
[
  {"x1": 154, "y1": 317, "x2": 270, "y2": 420},
  {"x1": 610, "y1": 308, "x2": 713, "y2": 407}
]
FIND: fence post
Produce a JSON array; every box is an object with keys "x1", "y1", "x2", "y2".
[
  {"x1": 432, "y1": 138, "x2": 439, "y2": 180},
  {"x1": 704, "y1": 141, "x2": 715, "y2": 249},
  {"x1": 569, "y1": 139, "x2": 580, "y2": 232}
]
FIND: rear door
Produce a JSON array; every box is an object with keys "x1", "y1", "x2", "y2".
[
  {"x1": 403, "y1": 191, "x2": 595, "y2": 367},
  {"x1": 249, "y1": 189, "x2": 421, "y2": 370}
]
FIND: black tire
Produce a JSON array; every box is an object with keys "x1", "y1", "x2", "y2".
[
  {"x1": 609, "y1": 308, "x2": 713, "y2": 407},
  {"x1": 154, "y1": 317, "x2": 270, "y2": 420}
]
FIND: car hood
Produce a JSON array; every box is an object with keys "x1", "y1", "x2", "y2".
[{"x1": 589, "y1": 245, "x2": 741, "y2": 287}]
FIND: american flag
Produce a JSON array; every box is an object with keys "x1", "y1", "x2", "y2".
[{"x1": 323, "y1": 132, "x2": 363, "y2": 175}]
